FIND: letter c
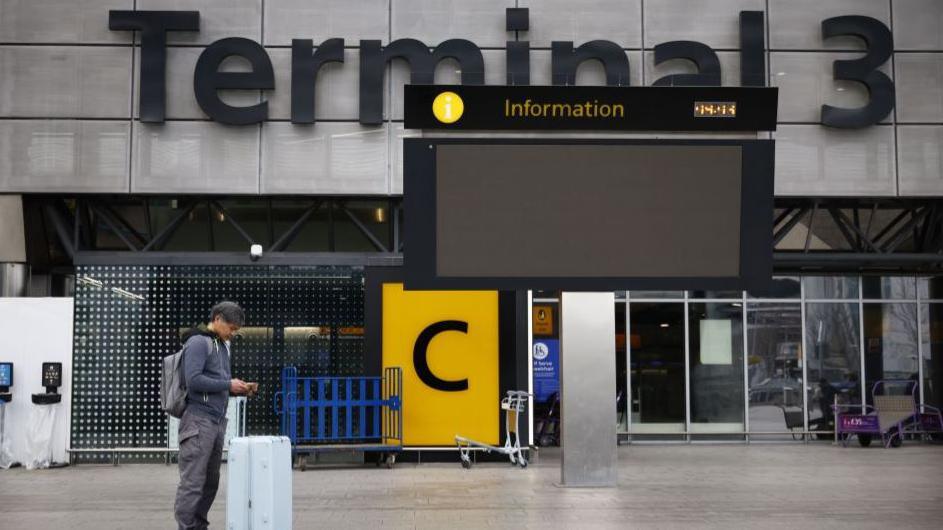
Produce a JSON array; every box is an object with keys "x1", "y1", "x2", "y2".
[{"x1": 413, "y1": 320, "x2": 469, "y2": 391}]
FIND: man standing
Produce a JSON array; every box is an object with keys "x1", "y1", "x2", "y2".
[{"x1": 175, "y1": 301, "x2": 255, "y2": 530}]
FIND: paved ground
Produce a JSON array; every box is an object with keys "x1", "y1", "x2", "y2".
[{"x1": 1, "y1": 444, "x2": 942, "y2": 529}]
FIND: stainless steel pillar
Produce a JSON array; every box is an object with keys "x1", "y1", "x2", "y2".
[
  {"x1": 0, "y1": 194, "x2": 28, "y2": 298},
  {"x1": 560, "y1": 292, "x2": 617, "y2": 487},
  {"x1": 0, "y1": 263, "x2": 28, "y2": 298}
]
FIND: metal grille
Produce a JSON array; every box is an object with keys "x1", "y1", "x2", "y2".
[{"x1": 70, "y1": 265, "x2": 365, "y2": 462}]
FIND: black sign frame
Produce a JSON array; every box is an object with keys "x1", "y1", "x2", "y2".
[
  {"x1": 404, "y1": 85, "x2": 778, "y2": 132},
  {"x1": 42, "y1": 362, "x2": 62, "y2": 389},
  {"x1": 404, "y1": 138, "x2": 775, "y2": 291}
]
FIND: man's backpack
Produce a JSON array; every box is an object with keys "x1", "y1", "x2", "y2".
[
  {"x1": 160, "y1": 346, "x2": 188, "y2": 419},
  {"x1": 161, "y1": 336, "x2": 220, "y2": 418}
]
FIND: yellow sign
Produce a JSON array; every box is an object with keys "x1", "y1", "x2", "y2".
[
  {"x1": 432, "y1": 91, "x2": 464, "y2": 124},
  {"x1": 532, "y1": 305, "x2": 554, "y2": 336},
  {"x1": 382, "y1": 283, "x2": 498, "y2": 446}
]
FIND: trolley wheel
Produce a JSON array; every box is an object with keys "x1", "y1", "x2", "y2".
[
  {"x1": 299, "y1": 455, "x2": 308, "y2": 472},
  {"x1": 519, "y1": 459, "x2": 528, "y2": 469},
  {"x1": 857, "y1": 434, "x2": 872, "y2": 447},
  {"x1": 890, "y1": 433, "x2": 902, "y2": 448},
  {"x1": 386, "y1": 453, "x2": 396, "y2": 469},
  {"x1": 461, "y1": 458, "x2": 472, "y2": 469}
]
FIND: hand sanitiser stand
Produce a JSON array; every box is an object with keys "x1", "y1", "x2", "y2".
[{"x1": 27, "y1": 362, "x2": 66, "y2": 469}]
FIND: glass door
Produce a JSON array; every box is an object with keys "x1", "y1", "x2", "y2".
[{"x1": 629, "y1": 302, "x2": 686, "y2": 436}]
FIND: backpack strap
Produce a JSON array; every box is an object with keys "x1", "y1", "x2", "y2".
[{"x1": 202, "y1": 336, "x2": 220, "y2": 403}]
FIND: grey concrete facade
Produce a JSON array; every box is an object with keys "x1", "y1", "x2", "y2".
[{"x1": 0, "y1": 0, "x2": 941, "y2": 196}]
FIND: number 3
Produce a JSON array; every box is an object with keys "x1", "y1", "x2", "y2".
[{"x1": 821, "y1": 16, "x2": 895, "y2": 128}]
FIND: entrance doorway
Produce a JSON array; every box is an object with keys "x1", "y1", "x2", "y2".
[{"x1": 629, "y1": 303, "x2": 686, "y2": 436}]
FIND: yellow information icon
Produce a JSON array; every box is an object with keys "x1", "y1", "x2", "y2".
[{"x1": 432, "y1": 91, "x2": 464, "y2": 124}]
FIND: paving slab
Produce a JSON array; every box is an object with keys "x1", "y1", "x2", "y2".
[{"x1": 1, "y1": 444, "x2": 941, "y2": 529}]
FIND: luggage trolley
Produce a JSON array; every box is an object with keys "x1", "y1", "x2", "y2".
[
  {"x1": 455, "y1": 390, "x2": 530, "y2": 469},
  {"x1": 274, "y1": 366, "x2": 403, "y2": 470},
  {"x1": 835, "y1": 379, "x2": 943, "y2": 448}
]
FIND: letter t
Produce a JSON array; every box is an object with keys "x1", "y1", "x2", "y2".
[{"x1": 109, "y1": 10, "x2": 200, "y2": 122}]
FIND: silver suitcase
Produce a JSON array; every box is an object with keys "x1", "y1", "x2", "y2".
[{"x1": 227, "y1": 436, "x2": 292, "y2": 530}]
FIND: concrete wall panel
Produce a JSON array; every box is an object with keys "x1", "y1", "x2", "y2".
[
  {"x1": 261, "y1": 122, "x2": 388, "y2": 195},
  {"x1": 898, "y1": 126, "x2": 943, "y2": 196},
  {"x1": 775, "y1": 125, "x2": 896, "y2": 196},
  {"x1": 265, "y1": 0, "x2": 389, "y2": 46},
  {"x1": 132, "y1": 121, "x2": 259, "y2": 194},
  {"x1": 0, "y1": 120, "x2": 130, "y2": 193},
  {"x1": 519, "y1": 0, "x2": 642, "y2": 49},
  {"x1": 0, "y1": 46, "x2": 132, "y2": 118}
]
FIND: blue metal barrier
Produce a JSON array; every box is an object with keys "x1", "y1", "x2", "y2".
[{"x1": 274, "y1": 366, "x2": 403, "y2": 466}]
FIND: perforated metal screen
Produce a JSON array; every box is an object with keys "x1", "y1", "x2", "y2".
[{"x1": 70, "y1": 265, "x2": 365, "y2": 462}]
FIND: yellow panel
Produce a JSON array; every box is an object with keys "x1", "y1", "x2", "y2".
[{"x1": 382, "y1": 283, "x2": 499, "y2": 446}]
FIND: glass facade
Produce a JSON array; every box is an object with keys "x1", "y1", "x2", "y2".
[
  {"x1": 804, "y1": 276, "x2": 859, "y2": 299},
  {"x1": 747, "y1": 302, "x2": 803, "y2": 438},
  {"x1": 862, "y1": 303, "x2": 919, "y2": 402},
  {"x1": 71, "y1": 265, "x2": 366, "y2": 461},
  {"x1": 862, "y1": 277, "x2": 917, "y2": 300},
  {"x1": 688, "y1": 302, "x2": 744, "y2": 433},
  {"x1": 61, "y1": 269, "x2": 943, "y2": 451},
  {"x1": 616, "y1": 302, "x2": 627, "y2": 432},
  {"x1": 805, "y1": 301, "x2": 861, "y2": 432},
  {"x1": 923, "y1": 303, "x2": 943, "y2": 407},
  {"x1": 629, "y1": 303, "x2": 686, "y2": 435},
  {"x1": 536, "y1": 275, "x2": 943, "y2": 441}
]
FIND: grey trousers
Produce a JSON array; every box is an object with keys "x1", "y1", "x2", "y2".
[{"x1": 175, "y1": 408, "x2": 227, "y2": 530}]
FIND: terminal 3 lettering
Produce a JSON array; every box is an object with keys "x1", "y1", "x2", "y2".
[{"x1": 109, "y1": 9, "x2": 895, "y2": 129}]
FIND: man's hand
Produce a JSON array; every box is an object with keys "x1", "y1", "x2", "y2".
[
  {"x1": 246, "y1": 382, "x2": 259, "y2": 397},
  {"x1": 230, "y1": 378, "x2": 250, "y2": 395}
]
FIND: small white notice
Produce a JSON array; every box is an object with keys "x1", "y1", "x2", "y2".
[{"x1": 699, "y1": 319, "x2": 733, "y2": 365}]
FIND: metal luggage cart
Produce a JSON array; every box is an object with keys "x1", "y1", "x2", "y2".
[
  {"x1": 835, "y1": 380, "x2": 943, "y2": 448},
  {"x1": 274, "y1": 366, "x2": 403, "y2": 470},
  {"x1": 780, "y1": 405, "x2": 805, "y2": 440},
  {"x1": 455, "y1": 390, "x2": 530, "y2": 469}
]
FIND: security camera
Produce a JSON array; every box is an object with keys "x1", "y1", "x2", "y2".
[{"x1": 249, "y1": 244, "x2": 263, "y2": 261}]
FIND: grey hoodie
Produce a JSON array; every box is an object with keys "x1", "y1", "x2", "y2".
[{"x1": 181, "y1": 327, "x2": 231, "y2": 422}]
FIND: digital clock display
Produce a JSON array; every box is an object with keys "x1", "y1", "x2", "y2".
[{"x1": 694, "y1": 101, "x2": 737, "y2": 118}]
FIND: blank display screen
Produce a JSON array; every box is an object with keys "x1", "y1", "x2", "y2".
[{"x1": 435, "y1": 144, "x2": 742, "y2": 278}]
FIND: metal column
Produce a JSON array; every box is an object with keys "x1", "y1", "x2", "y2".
[{"x1": 560, "y1": 292, "x2": 617, "y2": 487}]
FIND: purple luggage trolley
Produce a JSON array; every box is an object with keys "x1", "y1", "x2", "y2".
[{"x1": 834, "y1": 380, "x2": 943, "y2": 448}]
